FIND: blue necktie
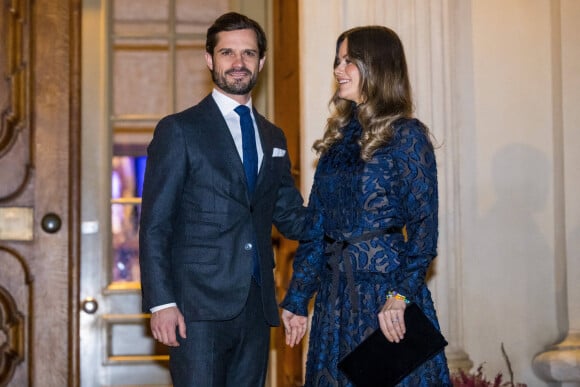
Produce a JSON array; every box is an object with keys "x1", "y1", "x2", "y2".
[
  {"x1": 234, "y1": 105, "x2": 260, "y2": 283},
  {"x1": 234, "y1": 105, "x2": 258, "y2": 195}
]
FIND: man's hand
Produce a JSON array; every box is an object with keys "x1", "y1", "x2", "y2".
[
  {"x1": 150, "y1": 306, "x2": 186, "y2": 347},
  {"x1": 281, "y1": 309, "x2": 307, "y2": 347}
]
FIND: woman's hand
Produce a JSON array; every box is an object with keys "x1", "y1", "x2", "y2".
[
  {"x1": 378, "y1": 298, "x2": 407, "y2": 343},
  {"x1": 281, "y1": 308, "x2": 308, "y2": 347}
]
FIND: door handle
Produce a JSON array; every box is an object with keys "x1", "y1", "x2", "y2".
[
  {"x1": 41, "y1": 213, "x2": 62, "y2": 233},
  {"x1": 81, "y1": 297, "x2": 99, "y2": 314}
]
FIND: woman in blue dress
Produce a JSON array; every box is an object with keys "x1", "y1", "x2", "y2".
[{"x1": 280, "y1": 26, "x2": 451, "y2": 386}]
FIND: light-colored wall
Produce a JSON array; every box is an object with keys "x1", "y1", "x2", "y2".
[
  {"x1": 462, "y1": 0, "x2": 558, "y2": 384},
  {"x1": 299, "y1": 0, "x2": 580, "y2": 385}
]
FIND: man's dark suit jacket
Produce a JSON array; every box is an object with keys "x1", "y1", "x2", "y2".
[{"x1": 139, "y1": 94, "x2": 307, "y2": 326}]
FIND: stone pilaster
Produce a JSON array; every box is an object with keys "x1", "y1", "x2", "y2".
[{"x1": 532, "y1": 0, "x2": 580, "y2": 384}]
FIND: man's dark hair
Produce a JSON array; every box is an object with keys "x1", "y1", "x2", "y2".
[{"x1": 206, "y1": 12, "x2": 267, "y2": 59}]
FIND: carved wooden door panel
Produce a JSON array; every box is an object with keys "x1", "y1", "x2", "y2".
[{"x1": 0, "y1": 0, "x2": 81, "y2": 386}]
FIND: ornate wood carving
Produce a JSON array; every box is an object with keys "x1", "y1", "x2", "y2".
[
  {"x1": 0, "y1": 0, "x2": 33, "y2": 202},
  {"x1": 0, "y1": 245, "x2": 31, "y2": 386},
  {"x1": 0, "y1": 286, "x2": 25, "y2": 385}
]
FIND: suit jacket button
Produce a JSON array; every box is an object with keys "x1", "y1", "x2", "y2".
[
  {"x1": 244, "y1": 243, "x2": 253, "y2": 250},
  {"x1": 249, "y1": 205, "x2": 254, "y2": 212}
]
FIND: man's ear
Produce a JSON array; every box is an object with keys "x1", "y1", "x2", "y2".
[
  {"x1": 205, "y1": 52, "x2": 214, "y2": 70},
  {"x1": 258, "y1": 56, "x2": 266, "y2": 72}
]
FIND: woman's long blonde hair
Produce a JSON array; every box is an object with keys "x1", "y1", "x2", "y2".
[{"x1": 314, "y1": 26, "x2": 414, "y2": 162}]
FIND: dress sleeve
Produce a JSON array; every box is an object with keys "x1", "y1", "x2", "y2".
[
  {"x1": 393, "y1": 123, "x2": 439, "y2": 300},
  {"x1": 279, "y1": 179, "x2": 326, "y2": 316}
]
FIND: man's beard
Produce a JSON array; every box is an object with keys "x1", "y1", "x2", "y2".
[{"x1": 212, "y1": 67, "x2": 258, "y2": 95}]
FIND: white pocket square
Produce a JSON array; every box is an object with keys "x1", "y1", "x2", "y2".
[{"x1": 272, "y1": 147, "x2": 286, "y2": 157}]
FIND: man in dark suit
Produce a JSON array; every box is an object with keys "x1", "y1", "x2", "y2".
[{"x1": 139, "y1": 12, "x2": 309, "y2": 387}]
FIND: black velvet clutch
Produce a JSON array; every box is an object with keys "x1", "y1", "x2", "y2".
[{"x1": 337, "y1": 303, "x2": 448, "y2": 387}]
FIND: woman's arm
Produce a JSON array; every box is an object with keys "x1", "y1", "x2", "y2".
[{"x1": 393, "y1": 122, "x2": 439, "y2": 300}]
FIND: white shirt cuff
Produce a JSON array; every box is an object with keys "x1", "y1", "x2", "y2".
[{"x1": 150, "y1": 302, "x2": 177, "y2": 313}]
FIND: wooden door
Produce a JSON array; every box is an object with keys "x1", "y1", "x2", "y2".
[
  {"x1": 271, "y1": 1, "x2": 305, "y2": 385},
  {"x1": 79, "y1": 1, "x2": 225, "y2": 386},
  {"x1": 0, "y1": 0, "x2": 81, "y2": 386}
]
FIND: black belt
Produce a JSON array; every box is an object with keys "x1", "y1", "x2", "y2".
[{"x1": 324, "y1": 226, "x2": 402, "y2": 314}]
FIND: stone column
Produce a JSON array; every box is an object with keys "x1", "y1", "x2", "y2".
[{"x1": 533, "y1": 1, "x2": 580, "y2": 384}]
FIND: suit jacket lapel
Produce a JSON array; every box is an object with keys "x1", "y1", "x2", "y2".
[
  {"x1": 254, "y1": 110, "x2": 272, "y2": 198},
  {"x1": 199, "y1": 96, "x2": 247, "y2": 190}
]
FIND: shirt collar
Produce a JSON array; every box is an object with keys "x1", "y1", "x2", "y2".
[{"x1": 212, "y1": 89, "x2": 253, "y2": 116}]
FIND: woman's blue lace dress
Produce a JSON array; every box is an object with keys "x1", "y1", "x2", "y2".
[{"x1": 280, "y1": 116, "x2": 451, "y2": 386}]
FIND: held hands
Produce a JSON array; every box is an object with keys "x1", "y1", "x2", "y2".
[
  {"x1": 378, "y1": 298, "x2": 407, "y2": 343},
  {"x1": 150, "y1": 306, "x2": 186, "y2": 347},
  {"x1": 281, "y1": 309, "x2": 308, "y2": 347}
]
